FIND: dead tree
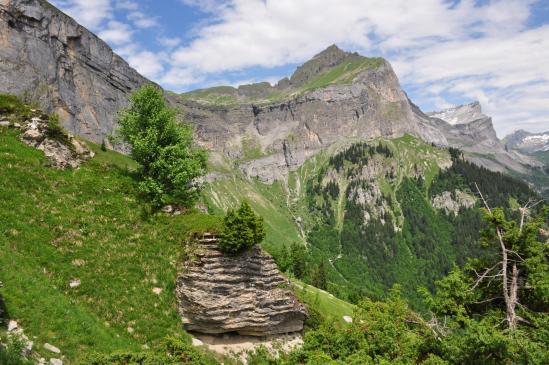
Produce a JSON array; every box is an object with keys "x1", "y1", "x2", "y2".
[{"x1": 473, "y1": 183, "x2": 543, "y2": 330}]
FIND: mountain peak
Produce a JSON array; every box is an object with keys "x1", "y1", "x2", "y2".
[
  {"x1": 427, "y1": 101, "x2": 487, "y2": 125},
  {"x1": 311, "y1": 44, "x2": 347, "y2": 59},
  {"x1": 289, "y1": 44, "x2": 355, "y2": 87}
]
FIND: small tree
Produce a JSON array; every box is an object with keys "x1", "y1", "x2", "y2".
[
  {"x1": 116, "y1": 84, "x2": 206, "y2": 208},
  {"x1": 218, "y1": 202, "x2": 266, "y2": 254}
]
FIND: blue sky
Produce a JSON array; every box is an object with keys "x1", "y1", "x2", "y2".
[{"x1": 51, "y1": 0, "x2": 549, "y2": 137}]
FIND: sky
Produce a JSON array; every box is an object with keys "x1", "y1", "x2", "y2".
[{"x1": 50, "y1": 0, "x2": 549, "y2": 137}]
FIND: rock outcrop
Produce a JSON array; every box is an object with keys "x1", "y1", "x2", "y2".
[
  {"x1": 431, "y1": 190, "x2": 476, "y2": 216},
  {"x1": 176, "y1": 233, "x2": 307, "y2": 336},
  {"x1": 0, "y1": 0, "x2": 149, "y2": 143},
  {"x1": 16, "y1": 113, "x2": 94, "y2": 168},
  {"x1": 427, "y1": 102, "x2": 541, "y2": 173}
]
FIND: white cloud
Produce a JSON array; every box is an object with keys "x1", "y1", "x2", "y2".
[
  {"x1": 116, "y1": 0, "x2": 139, "y2": 10},
  {"x1": 128, "y1": 11, "x2": 159, "y2": 29},
  {"x1": 98, "y1": 20, "x2": 134, "y2": 45},
  {"x1": 158, "y1": 37, "x2": 182, "y2": 48},
  {"x1": 51, "y1": 0, "x2": 112, "y2": 29}
]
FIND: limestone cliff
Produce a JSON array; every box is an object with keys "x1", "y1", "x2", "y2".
[
  {"x1": 0, "y1": 0, "x2": 149, "y2": 143},
  {"x1": 427, "y1": 102, "x2": 541, "y2": 173},
  {"x1": 176, "y1": 233, "x2": 307, "y2": 336},
  {"x1": 175, "y1": 46, "x2": 448, "y2": 182}
]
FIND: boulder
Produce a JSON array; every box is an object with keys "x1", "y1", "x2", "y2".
[
  {"x1": 176, "y1": 233, "x2": 307, "y2": 336},
  {"x1": 43, "y1": 343, "x2": 60, "y2": 354}
]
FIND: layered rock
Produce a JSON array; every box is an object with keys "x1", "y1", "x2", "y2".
[
  {"x1": 176, "y1": 233, "x2": 306, "y2": 336},
  {"x1": 427, "y1": 102, "x2": 541, "y2": 173},
  {"x1": 174, "y1": 46, "x2": 448, "y2": 182},
  {"x1": 0, "y1": 0, "x2": 149, "y2": 143}
]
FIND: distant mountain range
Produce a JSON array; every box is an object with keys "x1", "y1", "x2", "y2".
[{"x1": 504, "y1": 130, "x2": 549, "y2": 154}]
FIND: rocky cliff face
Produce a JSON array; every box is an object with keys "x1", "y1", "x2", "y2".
[
  {"x1": 176, "y1": 233, "x2": 307, "y2": 336},
  {"x1": 504, "y1": 130, "x2": 549, "y2": 153},
  {"x1": 175, "y1": 47, "x2": 447, "y2": 182},
  {"x1": 0, "y1": 0, "x2": 149, "y2": 143},
  {"x1": 427, "y1": 102, "x2": 540, "y2": 173},
  {"x1": 0, "y1": 2, "x2": 539, "y2": 181}
]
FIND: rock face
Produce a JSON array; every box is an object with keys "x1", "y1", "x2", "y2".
[
  {"x1": 427, "y1": 102, "x2": 540, "y2": 173},
  {"x1": 431, "y1": 190, "x2": 476, "y2": 216},
  {"x1": 176, "y1": 233, "x2": 307, "y2": 336},
  {"x1": 174, "y1": 46, "x2": 448, "y2": 182},
  {"x1": 0, "y1": 0, "x2": 149, "y2": 143},
  {"x1": 504, "y1": 130, "x2": 549, "y2": 153}
]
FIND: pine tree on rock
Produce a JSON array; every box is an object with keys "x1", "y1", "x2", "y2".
[{"x1": 218, "y1": 202, "x2": 266, "y2": 254}]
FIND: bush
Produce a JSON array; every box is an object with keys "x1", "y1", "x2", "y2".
[
  {"x1": 116, "y1": 84, "x2": 207, "y2": 208},
  {"x1": 218, "y1": 201, "x2": 266, "y2": 254},
  {"x1": 83, "y1": 336, "x2": 218, "y2": 365}
]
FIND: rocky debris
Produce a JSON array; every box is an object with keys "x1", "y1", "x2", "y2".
[
  {"x1": 431, "y1": 190, "x2": 476, "y2": 216},
  {"x1": 7, "y1": 320, "x2": 18, "y2": 332},
  {"x1": 343, "y1": 316, "x2": 353, "y2": 323},
  {"x1": 161, "y1": 205, "x2": 187, "y2": 215},
  {"x1": 69, "y1": 279, "x2": 81, "y2": 288},
  {"x1": 5, "y1": 320, "x2": 34, "y2": 358},
  {"x1": 176, "y1": 233, "x2": 307, "y2": 336},
  {"x1": 43, "y1": 343, "x2": 61, "y2": 354},
  {"x1": 0, "y1": 0, "x2": 149, "y2": 143},
  {"x1": 192, "y1": 332, "x2": 303, "y2": 364},
  {"x1": 19, "y1": 115, "x2": 94, "y2": 168},
  {"x1": 50, "y1": 359, "x2": 63, "y2": 365},
  {"x1": 152, "y1": 287, "x2": 162, "y2": 295}
]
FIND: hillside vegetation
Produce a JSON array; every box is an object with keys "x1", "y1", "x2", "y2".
[{"x1": 0, "y1": 97, "x2": 354, "y2": 363}]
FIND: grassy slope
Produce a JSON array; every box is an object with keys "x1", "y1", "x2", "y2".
[
  {"x1": 1, "y1": 126, "x2": 356, "y2": 363},
  {"x1": 291, "y1": 280, "x2": 355, "y2": 324},
  {"x1": 202, "y1": 175, "x2": 303, "y2": 253},
  {"x1": 0, "y1": 128, "x2": 221, "y2": 363}
]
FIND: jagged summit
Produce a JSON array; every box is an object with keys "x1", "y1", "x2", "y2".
[
  {"x1": 288, "y1": 44, "x2": 359, "y2": 88},
  {"x1": 427, "y1": 101, "x2": 486, "y2": 125}
]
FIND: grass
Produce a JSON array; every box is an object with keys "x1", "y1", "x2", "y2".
[
  {"x1": 0, "y1": 128, "x2": 221, "y2": 363},
  {"x1": 299, "y1": 56, "x2": 383, "y2": 92},
  {"x1": 291, "y1": 280, "x2": 355, "y2": 325},
  {"x1": 531, "y1": 150, "x2": 549, "y2": 164}
]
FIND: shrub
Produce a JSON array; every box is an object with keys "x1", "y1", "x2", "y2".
[
  {"x1": 0, "y1": 94, "x2": 27, "y2": 115},
  {"x1": 116, "y1": 84, "x2": 207, "y2": 208},
  {"x1": 218, "y1": 201, "x2": 266, "y2": 254}
]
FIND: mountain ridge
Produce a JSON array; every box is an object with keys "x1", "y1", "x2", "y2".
[{"x1": 0, "y1": 0, "x2": 543, "y2": 186}]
